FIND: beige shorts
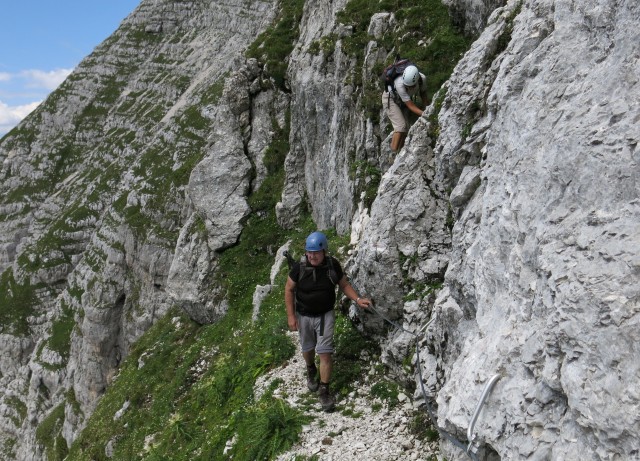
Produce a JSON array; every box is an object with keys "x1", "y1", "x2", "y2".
[{"x1": 382, "y1": 92, "x2": 409, "y2": 133}]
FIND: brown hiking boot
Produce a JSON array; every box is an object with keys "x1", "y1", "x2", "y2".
[
  {"x1": 306, "y1": 364, "x2": 319, "y2": 392},
  {"x1": 318, "y1": 382, "x2": 335, "y2": 412}
]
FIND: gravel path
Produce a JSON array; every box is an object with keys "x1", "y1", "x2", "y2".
[{"x1": 254, "y1": 332, "x2": 439, "y2": 461}]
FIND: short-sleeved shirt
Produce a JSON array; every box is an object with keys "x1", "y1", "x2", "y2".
[
  {"x1": 392, "y1": 73, "x2": 426, "y2": 102},
  {"x1": 289, "y1": 256, "x2": 344, "y2": 316}
]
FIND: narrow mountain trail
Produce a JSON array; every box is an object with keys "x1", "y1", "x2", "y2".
[{"x1": 254, "y1": 332, "x2": 439, "y2": 461}]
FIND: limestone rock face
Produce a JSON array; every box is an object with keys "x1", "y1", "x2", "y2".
[
  {"x1": 277, "y1": 0, "x2": 355, "y2": 234},
  {"x1": 277, "y1": 0, "x2": 386, "y2": 235},
  {"x1": 349, "y1": 119, "x2": 451, "y2": 332},
  {"x1": 356, "y1": 0, "x2": 640, "y2": 459}
]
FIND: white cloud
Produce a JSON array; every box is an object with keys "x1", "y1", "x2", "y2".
[
  {"x1": 0, "y1": 100, "x2": 42, "y2": 137},
  {"x1": 21, "y1": 68, "x2": 73, "y2": 90},
  {"x1": 0, "y1": 67, "x2": 72, "y2": 136}
]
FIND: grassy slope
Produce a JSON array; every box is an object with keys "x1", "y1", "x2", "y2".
[{"x1": 65, "y1": 217, "x2": 378, "y2": 460}]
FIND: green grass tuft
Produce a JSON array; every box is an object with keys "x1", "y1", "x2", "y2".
[
  {"x1": 46, "y1": 302, "x2": 76, "y2": 365},
  {"x1": 0, "y1": 269, "x2": 38, "y2": 336},
  {"x1": 370, "y1": 379, "x2": 401, "y2": 408},
  {"x1": 231, "y1": 390, "x2": 311, "y2": 460},
  {"x1": 245, "y1": 0, "x2": 306, "y2": 91},
  {"x1": 35, "y1": 404, "x2": 68, "y2": 461}
]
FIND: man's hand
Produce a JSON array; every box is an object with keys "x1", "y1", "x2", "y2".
[
  {"x1": 355, "y1": 297, "x2": 372, "y2": 309},
  {"x1": 287, "y1": 314, "x2": 298, "y2": 331},
  {"x1": 404, "y1": 99, "x2": 423, "y2": 117},
  {"x1": 338, "y1": 277, "x2": 374, "y2": 310}
]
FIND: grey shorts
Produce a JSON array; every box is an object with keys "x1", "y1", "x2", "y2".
[{"x1": 297, "y1": 310, "x2": 335, "y2": 354}]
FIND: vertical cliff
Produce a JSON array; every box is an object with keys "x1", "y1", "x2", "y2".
[
  {"x1": 354, "y1": 0, "x2": 639, "y2": 459},
  {"x1": 0, "y1": 0, "x2": 638, "y2": 460}
]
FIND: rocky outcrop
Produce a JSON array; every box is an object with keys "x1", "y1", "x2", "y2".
[
  {"x1": 443, "y1": 0, "x2": 508, "y2": 36},
  {"x1": 277, "y1": 0, "x2": 390, "y2": 235},
  {"x1": 355, "y1": 0, "x2": 640, "y2": 459},
  {"x1": 277, "y1": 0, "x2": 356, "y2": 234}
]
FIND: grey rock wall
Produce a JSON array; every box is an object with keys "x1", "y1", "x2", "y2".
[
  {"x1": 353, "y1": 0, "x2": 640, "y2": 459},
  {"x1": 278, "y1": 0, "x2": 388, "y2": 235},
  {"x1": 443, "y1": 0, "x2": 508, "y2": 36},
  {"x1": 278, "y1": 0, "x2": 356, "y2": 234}
]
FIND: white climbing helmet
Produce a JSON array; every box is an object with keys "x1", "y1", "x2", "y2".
[{"x1": 402, "y1": 65, "x2": 420, "y2": 87}]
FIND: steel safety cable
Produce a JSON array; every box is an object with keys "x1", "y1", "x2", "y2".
[{"x1": 361, "y1": 302, "x2": 478, "y2": 460}]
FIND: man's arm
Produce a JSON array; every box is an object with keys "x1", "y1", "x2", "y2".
[
  {"x1": 404, "y1": 99, "x2": 424, "y2": 117},
  {"x1": 338, "y1": 276, "x2": 372, "y2": 309},
  {"x1": 285, "y1": 276, "x2": 298, "y2": 330}
]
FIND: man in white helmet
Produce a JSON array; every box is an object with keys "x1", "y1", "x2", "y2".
[{"x1": 382, "y1": 64, "x2": 429, "y2": 152}]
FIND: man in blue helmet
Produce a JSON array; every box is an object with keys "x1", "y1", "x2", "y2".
[{"x1": 284, "y1": 231, "x2": 372, "y2": 412}]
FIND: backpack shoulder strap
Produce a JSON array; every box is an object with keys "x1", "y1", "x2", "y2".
[
  {"x1": 326, "y1": 255, "x2": 339, "y2": 286},
  {"x1": 284, "y1": 250, "x2": 296, "y2": 269},
  {"x1": 298, "y1": 256, "x2": 307, "y2": 283}
]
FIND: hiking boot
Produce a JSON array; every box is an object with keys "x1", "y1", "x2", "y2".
[
  {"x1": 306, "y1": 364, "x2": 319, "y2": 392},
  {"x1": 318, "y1": 382, "x2": 335, "y2": 412}
]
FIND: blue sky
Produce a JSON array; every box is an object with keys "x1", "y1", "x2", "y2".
[{"x1": 0, "y1": 1, "x2": 140, "y2": 136}]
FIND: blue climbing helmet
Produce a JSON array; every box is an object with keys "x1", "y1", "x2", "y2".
[{"x1": 305, "y1": 231, "x2": 328, "y2": 252}]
